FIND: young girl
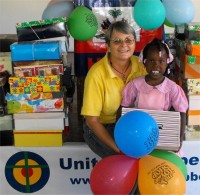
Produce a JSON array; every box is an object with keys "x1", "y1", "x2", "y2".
[{"x1": 121, "y1": 38, "x2": 188, "y2": 151}]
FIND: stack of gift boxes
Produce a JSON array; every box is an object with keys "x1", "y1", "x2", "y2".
[
  {"x1": 175, "y1": 23, "x2": 200, "y2": 140},
  {"x1": 5, "y1": 17, "x2": 70, "y2": 147}
]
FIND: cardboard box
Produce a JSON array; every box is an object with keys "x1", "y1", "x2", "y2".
[
  {"x1": 185, "y1": 125, "x2": 200, "y2": 140},
  {"x1": 13, "y1": 59, "x2": 63, "y2": 67},
  {"x1": 13, "y1": 112, "x2": 65, "y2": 130},
  {"x1": 186, "y1": 40, "x2": 200, "y2": 56},
  {"x1": 9, "y1": 75, "x2": 61, "y2": 94},
  {"x1": 188, "y1": 95, "x2": 200, "y2": 110},
  {"x1": 7, "y1": 98, "x2": 64, "y2": 114},
  {"x1": 122, "y1": 108, "x2": 181, "y2": 151},
  {"x1": 187, "y1": 79, "x2": 200, "y2": 95},
  {"x1": 187, "y1": 95, "x2": 200, "y2": 125},
  {"x1": 6, "y1": 91, "x2": 64, "y2": 101},
  {"x1": 16, "y1": 17, "x2": 68, "y2": 42},
  {"x1": 10, "y1": 41, "x2": 66, "y2": 62},
  {"x1": 14, "y1": 64, "x2": 64, "y2": 77},
  {"x1": 187, "y1": 110, "x2": 200, "y2": 125},
  {"x1": 180, "y1": 54, "x2": 200, "y2": 79},
  {"x1": 184, "y1": 23, "x2": 200, "y2": 41},
  {"x1": 14, "y1": 130, "x2": 63, "y2": 146}
]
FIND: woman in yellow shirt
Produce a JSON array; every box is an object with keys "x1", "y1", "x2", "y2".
[{"x1": 81, "y1": 21, "x2": 146, "y2": 158}]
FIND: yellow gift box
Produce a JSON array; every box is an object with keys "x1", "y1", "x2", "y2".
[
  {"x1": 14, "y1": 130, "x2": 63, "y2": 147},
  {"x1": 187, "y1": 79, "x2": 200, "y2": 95},
  {"x1": 9, "y1": 75, "x2": 61, "y2": 94}
]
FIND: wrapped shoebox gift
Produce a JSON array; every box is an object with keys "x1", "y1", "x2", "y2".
[
  {"x1": 14, "y1": 64, "x2": 64, "y2": 77},
  {"x1": 185, "y1": 125, "x2": 200, "y2": 140},
  {"x1": 180, "y1": 54, "x2": 200, "y2": 79},
  {"x1": 187, "y1": 79, "x2": 200, "y2": 95},
  {"x1": 9, "y1": 75, "x2": 61, "y2": 94},
  {"x1": 13, "y1": 59, "x2": 63, "y2": 67},
  {"x1": 0, "y1": 52, "x2": 12, "y2": 74},
  {"x1": 13, "y1": 112, "x2": 64, "y2": 130},
  {"x1": 186, "y1": 40, "x2": 200, "y2": 56},
  {"x1": 10, "y1": 41, "x2": 66, "y2": 62},
  {"x1": 6, "y1": 91, "x2": 64, "y2": 101},
  {"x1": 187, "y1": 110, "x2": 200, "y2": 125},
  {"x1": 122, "y1": 108, "x2": 181, "y2": 151},
  {"x1": 16, "y1": 17, "x2": 68, "y2": 42},
  {"x1": 7, "y1": 98, "x2": 64, "y2": 114},
  {"x1": 187, "y1": 95, "x2": 200, "y2": 125},
  {"x1": 184, "y1": 23, "x2": 200, "y2": 41},
  {"x1": 14, "y1": 130, "x2": 63, "y2": 147}
]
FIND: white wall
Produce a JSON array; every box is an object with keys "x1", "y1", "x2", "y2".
[
  {"x1": 0, "y1": 0, "x2": 49, "y2": 34},
  {"x1": 0, "y1": 0, "x2": 199, "y2": 50}
]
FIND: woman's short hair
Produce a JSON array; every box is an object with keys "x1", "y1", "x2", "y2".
[{"x1": 105, "y1": 21, "x2": 136, "y2": 44}]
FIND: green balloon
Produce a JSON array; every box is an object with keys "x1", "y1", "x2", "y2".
[
  {"x1": 150, "y1": 149, "x2": 187, "y2": 179},
  {"x1": 164, "y1": 18, "x2": 175, "y2": 28},
  {"x1": 68, "y1": 6, "x2": 98, "y2": 41}
]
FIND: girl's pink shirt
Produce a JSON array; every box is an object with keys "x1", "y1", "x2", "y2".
[{"x1": 121, "y1": 76, "x2": 188, "y2": 113}]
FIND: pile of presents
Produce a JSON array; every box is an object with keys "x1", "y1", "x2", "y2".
[
  {"x1": 0, "y1": 17, "x2": 74, "y2": 146},
  {"x1": 174, "y1": 22, "x2": 200, "y2": 140}
]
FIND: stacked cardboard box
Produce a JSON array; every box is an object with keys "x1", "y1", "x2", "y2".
[
  {"x1": 5, "y1": 17, "x2": 70, "y2": 147},
  {"x1": 122, "y1": 108, "x2": 181, "y2": 151},
  {"x1": 175, "y1": 23, "x2": 200, "y2": 140}
]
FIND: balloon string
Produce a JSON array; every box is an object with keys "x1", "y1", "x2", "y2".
[{"x1": 29, "y1": 26, "x2": 40, "y2": 40}]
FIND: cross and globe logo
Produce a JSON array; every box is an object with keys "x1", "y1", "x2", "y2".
[{"x1": 5, "y1": 151, "x2": 50, "y2": 193}]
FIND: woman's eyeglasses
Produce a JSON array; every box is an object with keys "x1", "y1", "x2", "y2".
[{"x1": 111, "y1": 38, "x2": 135, "y2": 46}]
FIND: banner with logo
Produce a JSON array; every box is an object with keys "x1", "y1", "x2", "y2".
[{"x1": 0, "y1": 142, "x2": 200, "y2": 194}]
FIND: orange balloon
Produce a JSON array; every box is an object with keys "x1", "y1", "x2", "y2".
[{"x1": 138, "y1": 155, "x2": 186, "y2": 194}]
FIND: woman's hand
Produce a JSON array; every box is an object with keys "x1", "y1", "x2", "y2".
[{"x1": 85, "y1": 116, "x2": 121, "y2": 153}]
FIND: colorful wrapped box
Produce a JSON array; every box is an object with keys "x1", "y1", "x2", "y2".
[
  {"x1": 10, "y1": 41, "x2": 66, "y2": 62},
  {"x1": 13, "y1": 112, "x2": 65, "y2": 130},
  {"x1": 7, "y1": 98, "x2": 64, "y2": 114},
  {"x1": 14, "y1": 64, "x2": 64, "y2": 77},
  {"x1": 16, "y1": 17, "x2": 68, "y2": 42},
  {"x1": 0, "y1": 52, "x2": 12, "y2": 74},
  {"x1": 122, "y1": 108, "x2": 181, "y2": 151},
  {"x1": 185, "y1": 125, "x2": 200, "y2": 140},
  {"x1": 6, "y1": 91, "x2": 64, "y2": 101},
  {"x1": 9, "y1": 75, "x2": 61, "y2": 94},
  {"x1": 187, "y1": 95, "x2": 200, "y2": 125},
  {"x1": 14, "y1": 130, "x2": 63, "y2": 147},
  {"x1": 180, "y1": 54, "x2": 200, "y2": 79},
  {"x1": 184, "y1": 23, "x2": 200, "y2": 41},
  {"x1": 186, "y1": 40, "x2": 200, "y2": 56},
  {"x1": 187, "y1": 79, "x2": 200, "y2": 95}
]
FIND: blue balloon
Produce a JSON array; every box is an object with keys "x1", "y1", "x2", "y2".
[
  {"x1": 42, "y1": 1, "x2": 75, "y2": 19},
  {"x1": 114, "y1": 110, "x2": 159, "y2": 159},
  {"x1": 133, "y1": 0, "x2": 165, "y2": 30},
  {"x1": 162, "y1": 0, "x2": 195, "y2": 25}
]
